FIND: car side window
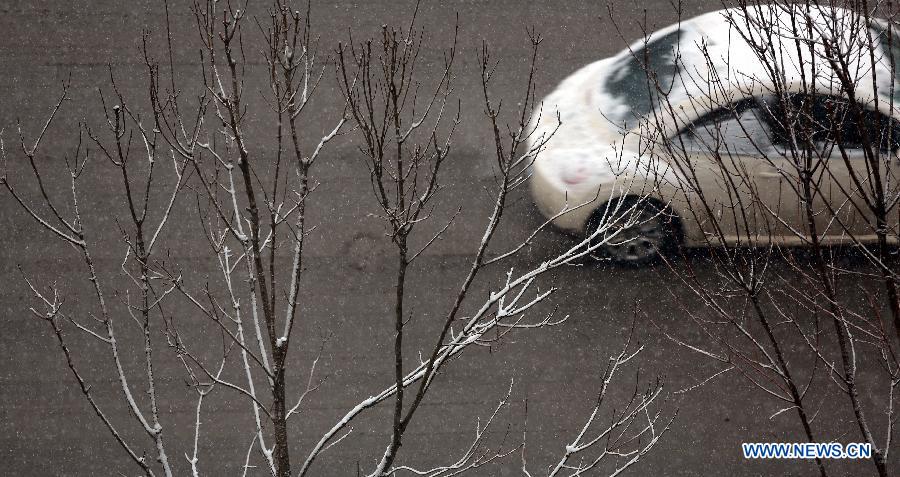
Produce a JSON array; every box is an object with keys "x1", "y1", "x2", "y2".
[
  {"x1": 765, "y1": 94, "x2": 900, "y2": 154},
  {"x1": 677, "y1": 99, "x2": 773, "y2": 156}
]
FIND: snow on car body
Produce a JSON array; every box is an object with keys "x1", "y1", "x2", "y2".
[{"x1": 529, "y1": 5, "x2": 900, "y2": 262}]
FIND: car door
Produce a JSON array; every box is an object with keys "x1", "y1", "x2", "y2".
[
  {"x1": 812, "y1": 96, "x2": 900, "y2": 242},
  {"x1": 766, "y1": 94, "x2": 900, "y2": 243},
  {"x1": 672, "y1": 98, "x2": 801, "y2": 245}
]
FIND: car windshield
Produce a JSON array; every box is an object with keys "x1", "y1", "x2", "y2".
[
  {"x1": 603, "y1": 30, "x2": 682, "y2": 126},
  {"x1": 871, "y1": 21, "x2": 900, "y2": 99}
]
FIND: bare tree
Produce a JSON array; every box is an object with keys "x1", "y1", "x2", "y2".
[{"x1": 1, "y1": 1, "x2": 673, "y2": 475}]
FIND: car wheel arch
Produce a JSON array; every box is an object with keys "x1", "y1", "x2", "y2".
[{"x1": 583, "y1": 194, "x2": 686, "y2": 252}]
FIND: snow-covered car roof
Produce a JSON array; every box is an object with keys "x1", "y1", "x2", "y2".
[{"x1": 530, "y1": 5, "x2": 900, "y2": 157}]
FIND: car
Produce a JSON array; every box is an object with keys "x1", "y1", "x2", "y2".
[{"x1": 528, "y1": 5, "x2": 900, "y2": 263}]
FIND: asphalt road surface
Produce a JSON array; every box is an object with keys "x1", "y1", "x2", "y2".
[{"x1": 0, "y1": 1, "x2": 894, "y2": 476}]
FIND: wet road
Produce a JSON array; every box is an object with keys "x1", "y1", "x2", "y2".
[{"x1": 0, "y1": 1, "x2": 889, "y2": 476}]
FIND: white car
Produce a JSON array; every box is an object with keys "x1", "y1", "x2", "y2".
[{"x1": 528, "y1": 6, "x2": 900, "y2": 263}]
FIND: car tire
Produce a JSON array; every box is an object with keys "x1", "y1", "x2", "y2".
[{"x1": 584, "y1": 197, "x2": 681, "y2": 265}]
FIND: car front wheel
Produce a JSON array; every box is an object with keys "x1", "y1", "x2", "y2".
[{"x1": 585, "y1": 198, "x2": 680, "y2": 264}]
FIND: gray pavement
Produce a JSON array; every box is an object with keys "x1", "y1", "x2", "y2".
[{"x1": 0, "y1": 1, "x2": 891, "y2": 476}]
